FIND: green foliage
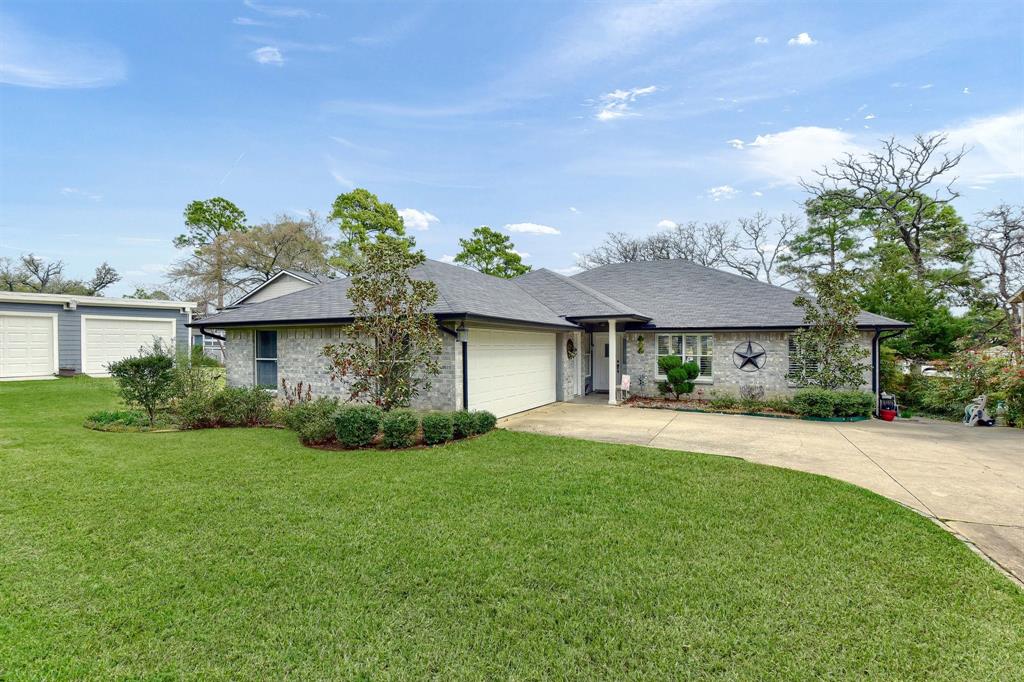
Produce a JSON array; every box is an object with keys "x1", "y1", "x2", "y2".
[
  {"x1": 832, "y1": 391, "x2": 875, "y2": 418},
  {"x1": 210, "y1": 387, "x2": 274, "y2": 427},
  {"x1": 472, "y1": 410, "x2": 497, "y2": 434},
  {"x1": 704, "y1": 394, "x2": 739, "y2": 411},
  {"x1": 189, "y1": 345, "x2": 223, "y2": 368},
  {"x1": 329, "y1": 188, "x2": 407, "y2": 274},
  {"x1": 931, "y1": 349, "x2": 1024, "y2": 427},
  {"x1": 322, "y1": 235, "x2": 441, "y2": 410},
  {"x1": 84, "y1": 409, "x2": 149, "y2": 431},
  {"x1": 656, "y1": 356, "x2": 699, "y2": 400},
  {"x1": 171, "y1": 360, "x2": 223, "y2": 429},
  {"x1": 454, "y1": 226, "x2": 531, "y2": 278},
  {"x1": 107, "y1": 348, "x2": 176, "y2": 425},
  {"x1": 789, "y1": 269, "x2": 869, "y2": 389},
  {"x1": 381, "y1": 409, "x2": 419, "y2": 448},
  {"x1": 175, "y1": 197, "x2": 248, "y2": 249},
  {"x1": 790, "y1": 389, "x2": 837, "y2": 418},
  {"x1": 281, "y1": 397, "x2": 340, "y2": 445},
  {"x1": 452, "y1": 410, "x2": 477, "y2": 438},
  {"x1": 421, "y1": 412, "x2": 454, "y2": 445},
  {"x1": 334, "y1": 405, "x2": 383, "y2": 448},
  {"x1": 780, "y1": 191, "x2": 870, "y2": 286}
]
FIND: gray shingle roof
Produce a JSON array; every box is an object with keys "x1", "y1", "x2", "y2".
[
  {"x1": 571, "y1": 259, "x2": 909, "y2": 329},
  {"x1": 515, "y1": 268, "x2": 648, "y2": 320},
  {"x1": 196, "y1": 259, "x2": 576, "y2": 329}
]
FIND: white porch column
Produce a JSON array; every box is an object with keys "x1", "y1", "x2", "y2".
[{"x1": 607, "y1": 318, "x2": 617, "y2": 405}]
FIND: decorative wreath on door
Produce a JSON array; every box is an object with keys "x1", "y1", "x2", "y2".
[{"x1": 566, "y1": 338, "x2": 577, "y2": 360}]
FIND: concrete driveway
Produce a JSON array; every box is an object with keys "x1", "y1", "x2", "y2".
[{"x1": 501, "y1": 403, "x2": 1024, "y2": 584}]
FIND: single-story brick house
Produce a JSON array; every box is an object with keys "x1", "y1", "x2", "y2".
[
  {"x1": 192, "y1": 259, "x2": 908, "y2": 417},
  {"x1": 0, "y1": 291, "x2": 194, "y2": 380}
]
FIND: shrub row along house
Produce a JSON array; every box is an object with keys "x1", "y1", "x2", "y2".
[{"x1": 191, "y1": 259, "x2": 908, "y2": 418}]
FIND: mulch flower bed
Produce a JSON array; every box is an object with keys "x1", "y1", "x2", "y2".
[{"x1": 624, "y1": 395, "x2": 797, "y2": 418}]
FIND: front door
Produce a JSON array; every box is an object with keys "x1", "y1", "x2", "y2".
[{"x1": 592, "y1": 333, "x2": 622, "y2": 391}]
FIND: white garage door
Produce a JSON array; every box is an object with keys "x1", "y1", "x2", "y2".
[
  {"x1": 82, "y1": 316, "x2": 176, "y2": 375},
  {"x1": 467, "y1": 327, "x2": 556, "y2": 418},
  {"x1": 0, "y1": 313, "x2": 57, "y2": 379}
]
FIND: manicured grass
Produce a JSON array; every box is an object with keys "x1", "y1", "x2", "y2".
[{"x1": 1, "y1": 378, "x2": 1021, "y2": 680}]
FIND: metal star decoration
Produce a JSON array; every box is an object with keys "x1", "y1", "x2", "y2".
[{"x1": 733, "y1": 340, "x2": 767, "y2": 371}]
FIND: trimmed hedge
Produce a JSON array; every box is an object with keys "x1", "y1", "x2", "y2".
[
  {"x1": 381, "y1": 409, "x2": 419, "y2": 449},
  {"x1": 792, "y1": 388, "x2": 873, "y2": 419},
  {"x1": 472, "y1": 410, "x2": 497, "y2": 434},
  {"x1": 335, "y1": 405, "x2": 383, "y2": 448},
  {"x1": 421, "y1": 412, "x2": 454, "y2": 445},
  {"x1": 211, "y1": 386, "x2": 275, "y2": 426},
  {"x1": 281, "y1": 398, "x2": 340, "y2": 445},
  {"x1": 452, "y1": 410, "x2": 477, "y2": 438}
]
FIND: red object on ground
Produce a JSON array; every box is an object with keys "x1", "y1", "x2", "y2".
[{"x1": 879, "y1": 409, "x2": 897, "y2": 422}]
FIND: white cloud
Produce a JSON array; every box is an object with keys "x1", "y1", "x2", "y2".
[
  {"x1": 656, "y1": 219, "x2": 676, "y2": 229},
  {"x1": 60, "y1": 187, "x2": 102, "y2": 201},
  {"x1": 554, "y1": 265, "x2": 582, "y2": 276},
  {"x1": 232, "y1": 17, "x2": 268, "y2": 26},
  {"x1": 243, "y1": 1, "x2": 311, "y2": 18},
  {"x1": 397, "y1": 208, "x2": 439, "y2": 231},
  {"x1": 787, "y1": 32, "x2": 817, "y2": 46},
  {"x1": 754, "y1": 36, "x2": 769, "y2": 44},
  {"x1": 505, "y1": 222, "x2": 561, "y2": 235},
  {"x1": 439, "y1": 254, "x2": 456, "y2": 264},
  {"x1": 593, "y1": 85, "x2": 658, "y2": 121},
  {"x1": 864, "y1": 113, "x2": 876, "y2": 120},
  {"x1": 752, "y1": 191, "x2": 764, "y2": 197},
  {"x1": 942, "y1": 110, "x2": 1024, "y2": 185},
  {"x1": 726, "y1": 138, "x2": 745, "y2": 149},
  {"x1": 511, "y1": 249, "x2": 530, "y2": 259},
  {"x1": 329, "y1": 169, "x2": 354, "y2": 188},
  {"x1": 890, "y1": 82, "x2": 906, "y2": 88},
  {"x1": 734, "y1": 126, "x2": 866, "y2": 187},
  {"x1": 568, "y1": 206, "x2": 580, "y2": 214},
  {"x1": 250, "y1": 46, "x2": 284, "y2": 65},
  {"x1": 919, "y1": 83, "x2": 933, "y2": 90},
  {"x1": 0, "y1": 16, "x2": 126, "y2": 88},
  {"x1": 707, "y1": 185, "x2": 739, "y2": 201},
  {"x1": 962, "y1": 87, "x2": 971, "y2": 95}
]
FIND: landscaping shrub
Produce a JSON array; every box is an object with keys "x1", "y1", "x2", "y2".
[
  {"x1": 381, "y1": 409, "x2": 419, "y2": 448},
  {"x1": 189, "y1": 345, "x2": 223, "y2": 368},
  {"x1": 472, "y1": 410, "x2": 497, "y2": 434},
  {"x1": 334, "y1": 405, "x2": 382, "y2": 448},
  {"x1": 451, "y1": 410, "x2": 477, "y2": 438},
  {"x1": 832, "y1": 391, "x2": 874, "y2": 418},
  {"x1": 764, "y1": 397, "x2": 794, "y2": 414},
  {"x1": 790, "y1": 388, "x2": 836, "y2": 418},
  {"x1": 421, "y1": 412, "x2": 454, "y2": 445},
  {"x1": 211, "y1": 386, "x2": 274, "y2": 426},
  {"x1": 84, "y1": 409, "x2": 150, "y2": 430},
  {"x1": 281, "y1": 397, "x2": 340, "y2": 445},
  {"x1": 656, "y1": 356, "x2": 699, "y2": 400},
  {"x1": 107, "y1": 350, "x2": 176, "y2": 425},
  {"x1": 704, "y1": 393, "x2": 739, "y2": 411},
  {"x1": 171, "y1": 362, "x2": 223, "y2": 429}
]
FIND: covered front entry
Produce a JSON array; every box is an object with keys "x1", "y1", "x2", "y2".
[
  {"x1": 591, "y1": 332, "x2": 624, "y2": 393},
  {"x1": 467, "y1": 327, "x2": 557, "y2": 417}
]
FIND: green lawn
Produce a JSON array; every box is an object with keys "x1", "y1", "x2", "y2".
[{"x1": 1, "y1": 378, "x2": 1021, "y2": 680}]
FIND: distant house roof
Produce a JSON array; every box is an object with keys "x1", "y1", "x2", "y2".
[
  {"x1": 232, "y1": 268, "x2": 332, "y2": 306},
  {"x1": 571, "y1": 259, "x2": 909, "y2": 330},
  {"x1": 196, "y1": 259, "x2": 577, "y2": 330},
  {"x1": 1010, "y1": 287, "x2": 1024, "y2": 305},
  {"x1": 0, "y1": 290, "x2": 194, "y2": 311},
  {"x1": 194, "y1": 257, "x2": 909, "y2": 332}
]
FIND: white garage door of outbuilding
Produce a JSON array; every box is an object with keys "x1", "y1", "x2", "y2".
[
  {"x1": 467, "y1": 327, "x2": 556, "y2": 418},
  {"x1": 0, "y1": 313, "x2": 58, "y2": 379},
  {"x1": 82, "y1": 316, "x2": 176, "y2": 375}
]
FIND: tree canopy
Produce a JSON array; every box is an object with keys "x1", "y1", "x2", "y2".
[
  {"x1": 454, "y1": 226, "x2": 531, "y2": 278},
  {"x1": 329, "y1": 188, "x2": 408, "y2": 274}
]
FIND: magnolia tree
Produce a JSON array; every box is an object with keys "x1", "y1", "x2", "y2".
[
  {"x1": 788, "y1": 269, "x2": 869, "y2": 389},
  {"x1": 322, "y1": 236, "x2": 441, "y2": 410}
]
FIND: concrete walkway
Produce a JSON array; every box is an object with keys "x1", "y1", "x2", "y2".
[{"x1": 501, "y1": 403, "x2": 1024, "y2": 584}]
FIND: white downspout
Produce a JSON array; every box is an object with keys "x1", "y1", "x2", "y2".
[{"x1": 608, "y1": 318, "x2": 617, "y2": 405}]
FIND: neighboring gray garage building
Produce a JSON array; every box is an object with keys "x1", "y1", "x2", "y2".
[{"x1": 0, "y1": 291, "x2": 194, "y2": 380}]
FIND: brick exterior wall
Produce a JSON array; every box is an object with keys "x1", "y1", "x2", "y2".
[
  {"x1": 225, "y1": 326, "x2": 459, "y2": 411},
  {"x1": 555, "y1": 331, "x2": 582, "y2": 401},
  {"x1": 623, "y1": 330, "x2": 874, "y2": 398}
]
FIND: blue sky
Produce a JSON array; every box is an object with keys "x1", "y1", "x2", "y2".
[{"x1": 1, "y1": 0, "x2": 1022, "y2": 296}]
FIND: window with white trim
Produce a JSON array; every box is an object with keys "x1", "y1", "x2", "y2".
[
  {"x1": 255, "y1": 330, "x2": 278, "y2": 389},
  {"x1": 657, "y1": 334, "x2": 713, "y2": 381},
  {"x1": 787, "y1": 335, "x2": 818, "y2": 385}
]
